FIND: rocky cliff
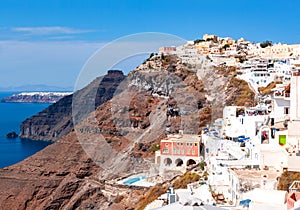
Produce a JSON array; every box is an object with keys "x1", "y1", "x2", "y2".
[
  {"x1": 0, "y1": 54, "x2": 257, "y2": 209},
  {"x1": 19, "y1": 70, "x2": 126, "y2": 141}
]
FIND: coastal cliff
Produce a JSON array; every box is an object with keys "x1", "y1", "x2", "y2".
[
  {"x1": 19, "y1": 70, "x2": 126, "y2": 141},
  {"x1": 0, "y1": 54, "x2": 257, "y2": 209}
]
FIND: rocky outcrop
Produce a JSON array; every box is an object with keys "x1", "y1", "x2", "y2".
[
  {"x1": 6, "y1": 131, "x2": 18, "y2": 139},
  {"x1": 19, "y1": 70, "x2": 126, "y2": 141}
]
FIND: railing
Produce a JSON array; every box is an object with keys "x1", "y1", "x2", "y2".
[{"x1": 289, "y1": 180, "x2": 300, "y2": 192}]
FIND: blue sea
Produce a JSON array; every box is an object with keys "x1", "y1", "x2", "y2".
[{"x1": 0, "y1": 92, "x2": 52, "y2": 168}]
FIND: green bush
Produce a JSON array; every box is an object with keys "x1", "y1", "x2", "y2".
[{"x1": 149, "y1": 144, "x2": 160, "y2": 152}]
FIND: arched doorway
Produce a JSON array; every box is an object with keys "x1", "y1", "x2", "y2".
[
  {"x1": 164, "y1": 158, "x2": 172, "y2": 166},
  {"x1": 175, "y1": 158, "x2": 184, "y2": 167},
  {"x1": 186, "y1": 159, "x2": 196, "y2": 166}
]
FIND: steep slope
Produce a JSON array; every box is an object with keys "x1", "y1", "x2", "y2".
[
  {"x1": 0, "y1": 132, "x2": 102, "y2": 210},
  {"x1": 20, "y1": 70, "x2": 126, "y2": 141},
  {"x1": 0, "y1": 54, "x2": 257, "y2": 209}
]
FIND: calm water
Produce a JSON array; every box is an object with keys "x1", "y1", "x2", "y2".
[{"x1": 0, "y1": 92, "x2": 52, "y2": 168}]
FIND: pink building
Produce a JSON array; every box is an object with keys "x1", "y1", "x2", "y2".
[{"x1": 155, "y1": 133, "x2": 203, "y2": 171}]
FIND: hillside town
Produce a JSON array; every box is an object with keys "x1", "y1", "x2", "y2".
[
  {"x1": 114, "y1": 34, "x2": 300, "y2": 210},
  {"x1": 159, "y1": 34, "x2": 300, "y2": 92}
]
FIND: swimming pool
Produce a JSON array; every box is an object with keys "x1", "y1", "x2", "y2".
[
  {"x1": 123, "y1": 175, "x2": 146, "y2": 185},
  {"x1": 119, "y1": 174, "x2": 155, "y2": 187}
]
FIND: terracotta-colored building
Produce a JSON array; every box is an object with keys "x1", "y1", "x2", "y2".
[
  {"x1": 160, "y1": 134, "x2": 201, "y2": 157},
  {"x1": 155, "y1": 132, "x2": 203, "y2": 171}
]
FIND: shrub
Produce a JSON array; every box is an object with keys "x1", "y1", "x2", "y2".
[
  {"x1": 135, "y1": 185, "x2": 168, "y2": 210},
  {"x1": 149, "y1": 144, "x2": 160, "y2": 152},
  {"x1": 260, "y1": 40, "x2": 272, "y2": 48},
  {"x1": 173, "y1": 172, "x2": 201, "y2": 189}
]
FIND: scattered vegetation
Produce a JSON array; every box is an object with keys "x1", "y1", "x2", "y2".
[
  {"x1": 135, "y1": 171, "x2": 202, "y2": 209},
  {"x1": 135, "y1": 185, "x2": 169, "y2": 210},
  {"x1": 146, "y1": 97, "x2": 152, "y2": 103},
  {"x1": 199, "y1": 162, "x2": 205, "y2": 171},
  {"x1": 203, "y1": 171, "x2": 209, "y2": 181},
  {"x1": 258, "y1": 81, "x2": 282, "y2": 95},
  {"x1": 205, "y1": 37, "x2": 217, "y2": 43},
  {"x1": 260, "y1": 40, "x2": 272, "y2": 48},
  {"x1": 278, "y1": 171, "x2": 300, "y2": 191},
  {"x1": 173, "y1": 172, "x2": 201, "y2": 189},
  {"x1": 235, "y1": 55, "x2": 247, "y2": 63},
  {"x1": 216, "y1": 66, "x2": 237, "y2": 77},
  {"x1": 206, "y1": 55, "x2": 213, "y2": 62},
  {"x1": 221, "y1": 44, "x2": 230, "y2": 51},
  {"x1": 194, "y1": 39, "x2": 205, "y2": 44},
  {"x1": 149, "y1": 143, "x2": 160, "y2": 152},
  {"x1": 226, "y1": 77, "x2": 257, "y2": 106}
]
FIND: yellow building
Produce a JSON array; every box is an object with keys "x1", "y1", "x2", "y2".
[{"x1": 202, "y1": 34, "x2": 218, "y2": 42}]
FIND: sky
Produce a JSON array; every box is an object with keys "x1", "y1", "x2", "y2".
[{"x1": 1, "y1": 0, "x2": 300, "y2": 89}]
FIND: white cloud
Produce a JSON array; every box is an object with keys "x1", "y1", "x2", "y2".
[{"x1": 11, "y1": 26, "x2": 96, "y2": 35}]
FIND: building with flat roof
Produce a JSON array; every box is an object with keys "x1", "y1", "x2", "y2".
[{"x1": 155, "y1": 132, "x2": 203, "y2": 173}]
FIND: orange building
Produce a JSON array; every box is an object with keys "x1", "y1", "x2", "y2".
[{"x1": 156, "y1": 132, "x2": 203, "y2": 170}]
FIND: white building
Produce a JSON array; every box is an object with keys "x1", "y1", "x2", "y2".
[
  {"x1": 238, "y1": 58, "x2": 275, "y2": 92},
  {"x1": 271, "y1": 83, "x2": 290, "y2": 124},
  {"x1": 287, "y1": 71, "x2": 300, "y2": 148},
  {"x1": 222, "y1": 106, "x2": 270, "y2": 140}
]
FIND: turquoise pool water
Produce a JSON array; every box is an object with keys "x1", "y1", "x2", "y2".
[{"x1": 123, "y1": 175, "x2": 146, "y2": 185}]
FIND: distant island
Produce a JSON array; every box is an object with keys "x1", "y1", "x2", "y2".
[{"x1": 1, "y1": 92, "x2": 73, "y2": 103}]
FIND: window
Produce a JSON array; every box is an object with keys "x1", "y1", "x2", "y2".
[
  {"x1": 165, "y1": 143, "x2": 169, "y2": 147},
  {"x1": 181, "y1": 149, "x2": 184, "y2": 155},
  {"x1": 187, "y1": 149, "x2": 190, "y2": 154},
  {"x1": 162, "y1": 149, "x2": 168, "y2": 154},
  {"x1": 194, "y1": 143, "x2": 198, "y2": 146},
  {"x1": 284, "y1": 107, "x2": 289, "y2": 115},
  {"x1": 192, "y1": 150, "x2": 195, "y2": 155},
  {"x1": 173, "y1": 149, "x2": 176, "y2": 154}
]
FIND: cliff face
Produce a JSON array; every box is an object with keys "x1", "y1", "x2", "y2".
[
  {"x1": 0, "y1": 55, "x2": 257, "y2": 209},
  {"x1": 20, "y1": 70, "x2": 126, "y2": 141},
  {"x1": 0, "y1": 132, "x2": 147, "y2": 210}
]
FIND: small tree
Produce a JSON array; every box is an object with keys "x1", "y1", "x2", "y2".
[
  {"x1": 194, "y1": 39, "x2": 205, "y2": 44},
  {"x1": 149, "y1": 52, "x2": 155, "y2": 58},
  {"x1": 260, "y1": 40, "x2": 272, "y2": 48},
  {"x1": 223, "y1": 44, "x2": 230, "y2": 50}
]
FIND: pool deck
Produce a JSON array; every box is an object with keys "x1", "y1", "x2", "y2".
[{"x1": 117, "y1": 174, "x2": 155, "y2": 187}]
